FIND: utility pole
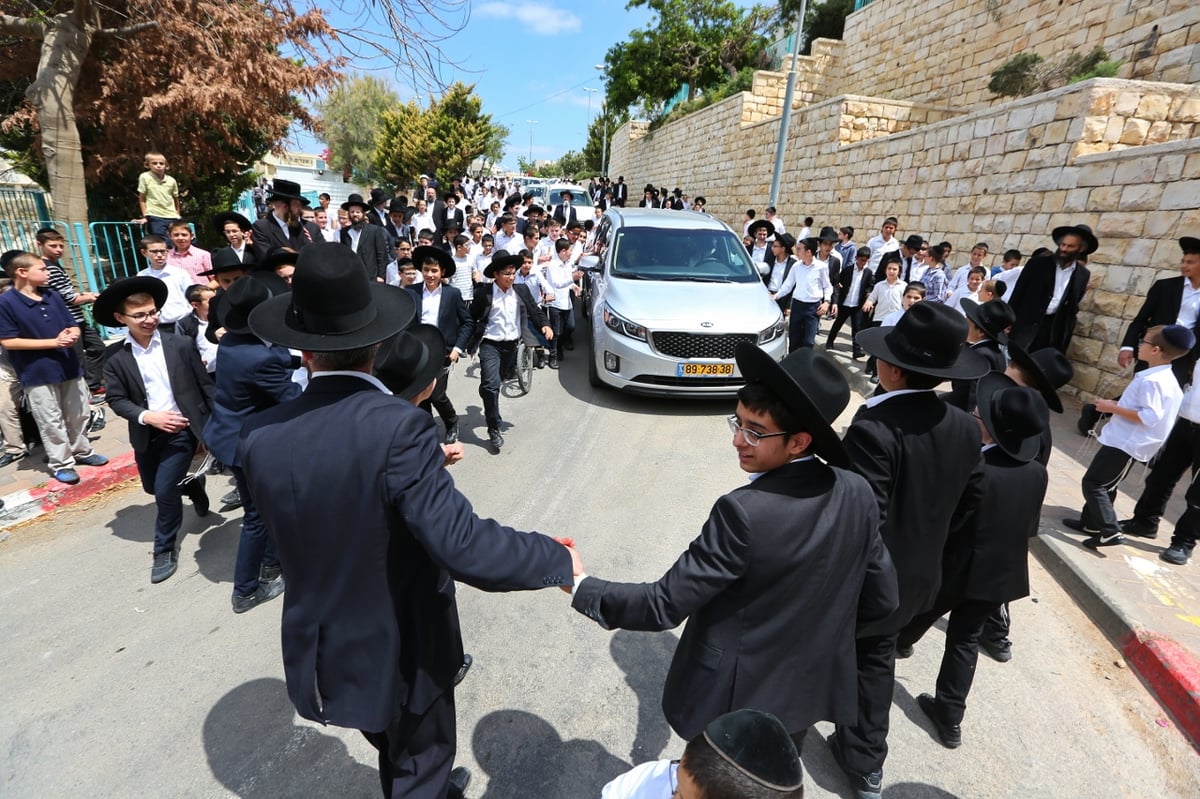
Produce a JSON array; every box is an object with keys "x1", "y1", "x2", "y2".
[
  {"x1": 595, "y1": 65, "x2": 609, "y2": 176},
  {"x1": 768, "y1": 0, "x2": 807, "y2": 208},
  {"x1": 527, "y1": 120, "x2": 538, "y2": 168}
]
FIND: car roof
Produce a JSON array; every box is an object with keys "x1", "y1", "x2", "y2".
[{"x1": 607, "y1": 207, "x2": 730, "y2": 232}]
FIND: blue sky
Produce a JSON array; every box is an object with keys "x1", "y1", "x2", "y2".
[{"x1": 289, "y1": 0, "x2": 660, "y2": 173}]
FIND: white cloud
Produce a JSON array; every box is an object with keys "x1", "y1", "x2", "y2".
[{"x1": 476, "y1": 2, "x2": 582, "y2": 35}]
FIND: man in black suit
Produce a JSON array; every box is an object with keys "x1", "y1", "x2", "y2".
[
  {"x1": 1117, "y1": 235, "x2": 1200, "y2": 384},
  {"x1": 340, "y1": 194, "x2": 391, "y2": 282},
  {"x1": 1007, "y1": 223, "x2": 1095, "y2": 354},
  {"x1": 551, "y1": 190, "x2": 580, "y2": 226},
  {"x1": 365, "y1": 187, "x2": 391, "y2": 229},
  {"x1": 898, "y1": 374, "x2": 1050, "y2": 749},
  {"x1": 829, "y1": 302, "x2": 987, "y2": 799},
  {"x1": 469, "y1": 252, "x2": 553, "y2": 452},
  {"x1": 95, "y1": 277, "x2": 214, "y2": 584},
  {"x1": 827, "y1": 247, "x2": 876, "y2": 358},
  {"x1": 613, "y1": 176, "x2": 628, "y2": 207},
  {"x1": 572, "y1": 345, "x2": 897, "y2": 746},
  {"x1": 238, "y1": 243, "x2": 579, "y2": 799},
  {"x1": 406, "y1": 246, "x2": 473, "y2": 444},
  {"x1": 943, "y1": 299, "x2": 1014, "y2": 411},
  {"x1": 438, "y1": 192, "x2": 466, "y2": 240},
  {"x1": 250, "y1": 179, "x2": 323, "y2": 263}
]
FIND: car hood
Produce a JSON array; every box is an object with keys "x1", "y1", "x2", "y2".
[{"x1": 605, "y1": 277, "x2": 781, "y2": 331}]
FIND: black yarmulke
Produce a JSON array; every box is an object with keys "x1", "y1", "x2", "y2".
[{"x1": 702, "y1": 709, "x2": 803, "y2": 791}]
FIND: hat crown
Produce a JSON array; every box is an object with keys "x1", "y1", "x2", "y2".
[
  {"x1": 990, "y1": 385, "x2": 1049, "y2": 441},
  {"x1": 1030, "y1": 348, "x2": 1074, "y2": 389},
  {"x1": 210, "y1": 248, "x2": 244, "y2": 270},
  {"x1": 778, "y1": 349, "x2": 850, "y2": 423},
  {"x1": 272, "y1": 179, "x2": 302, "y2": 196},
  {"x1": 884, "y1": 302, "x2": 968, "y2": 370},
  {"x1": 225, "y1": 274, "x2": 271, "y2": 310},
  {"x1": 287, "y1": 243, "x2": 379, "y2": 335}
]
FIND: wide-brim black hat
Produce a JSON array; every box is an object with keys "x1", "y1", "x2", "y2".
[
  {"x1": 412, "y1": 245, "x2": 456, "y2": 280},
  {"x1": 703, "y1": 709, "x2": 803, "y2": 792},
  {"x1": 341, "y1": 193, "x2": 370, "y2": 212},
  {"x1": 483, "y1": 251, "x2": 524, "y2": 279},
  {"x1": 266, "y1": 178, "x2": 307, "y2": 204},
  {"x1": 818, "y1": 226, "x2": 839, "y2": 243},
  {"x1": 735, "y1": 343, "x2": 851, "y2": 468},
  {"x1": 388, "y1": 198, "x2": 408, "y2": 213},
  {"x1": 526, "y1": 205, "x2": 545, "y2": 216},
  {"x1": 257, "y1": 247, "x2": 300, "y2": 275},
  {"x1": 374, "y1": 324, "x2": 445, "y2": 401},
  {"x1": 199, "y1": 247, "x2": 250, "y2": 277},
  {"x1": 902, "y1": 234, "x2": 925, "y2": 250},
  {"x1": 747, "y1": 219, "x2": 775, "y2": 238},
  {"x1": 1180, "y1": 236, "x2": 1200, "y2": 254},
  {"x1": 855, "y1": 301, "x2": 989, "y2": 380},
  {"x1": 211, "y1": 211, "x2": 252, "y2": 233},
  {"x1": 977, "y1": 372, "x2": 1049, "y2": 463},
  {"x1": 369, "y1": 188, "x2": 390, "y2": 205},
  {"x1": 960, "y1": 298, "x2": 1015, "y2": 343},
  {"x1": 1051, "y1": 223, "x2": 1098, "y2": 255},
  {"x1": 93, "y1": 276, "x2": 168, "y2": 327},
  {"x1": 1006, "y1": 342, "x2": 1071, "y2": 413},
  {"x1": 248, "y1": 242, "x2": 415, "y2": 352},
  {"x1": 219, "y1": 272, "x2": 276, "y2": 335}
]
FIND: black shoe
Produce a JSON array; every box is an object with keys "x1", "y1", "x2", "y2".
[
  {"x1": 0, "y1": 452, "x2": 24, "y2": 467},
  {"x1": 219, "y1": 488, "x2": 242, "y2": 512},
  {"x1": 260, "y1": 564, "x2": 282, "y2": 582},
  {"x1": 232, "y1": 575, "x2": 285, "y2": 614},
  {"x1": 444, "y1": 422, "x2": 459, "y2": 445},
  {"x1": 826, "y1": 733, "x2": 883, "y2": 799},
  {"x1": 917, "y1": 693, "x2": 962, "y2": 748},
  {"x1": 454, "y1": 653, "x2": 473, "y2": 686},
  {"x1": 151, "y1": 551, "x2": 178, "y2": 584},
  {"x1": 447, "y1": 766, "x2": 471, "y2": 799},
  {"x1": 1160, "y1": 546, "x2": 1190, "y2": 566},
  {"x1": 488, "y1": 429, "x2": 503, "y2": 452},
  {"x1": 1084, "y1": 531, "x2": 1126, "y2": 549},
  {"x1": 548, "y1": 355, "x2": 559, "y2": 369},
  {"x1": 192, "y1": 489, "x2": 210, "y2": 518},
  {"x1": 1077, "y1": 403, "x2": 1100, "y2": 435},
  {"x1": 1061, "y1": 518, "x2": 1098, "y2": 534},
  {"x1": 896, "y1": 643, "x2": 914, "y2": 659},
  {"x1": 1119, "y1": 517, "x2": 1158, "y2": 539},
  {"x1": 979, "y1": 638, "x2": 1012, "y2": 663}
]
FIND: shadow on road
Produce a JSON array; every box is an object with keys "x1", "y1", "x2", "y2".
[
  {"x1": 610, "y1": 629, "x2": 679, "y2": 763},
  {"x1": 470, "y1": 708, "x2": 630, "y2": 799},
  {"x1": 204, "y1": 677, "x2": 378, "y2": 798}
]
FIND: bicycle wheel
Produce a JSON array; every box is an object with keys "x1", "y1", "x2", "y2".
[{"x1": 516, "y1": 341, "x2": 534, "y2": 395}]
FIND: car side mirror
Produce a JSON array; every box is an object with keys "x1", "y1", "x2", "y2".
[
  {"x1": 578, "y1": 255, "x2": 601, "y2": 272},
  {"x1": 756, "y1": 261, "x2": 770, "y2": 277}
]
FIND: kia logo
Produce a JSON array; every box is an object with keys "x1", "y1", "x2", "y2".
[{"x1": 700, "y1": 321, "x2": 714, "y2": 328}]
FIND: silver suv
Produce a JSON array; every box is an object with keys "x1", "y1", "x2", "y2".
[{"x1": 580, "y1": 207, "x2": 785, "y2": 396}]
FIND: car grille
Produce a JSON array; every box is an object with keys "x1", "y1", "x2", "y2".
[
  {"x1": 651, "y1": 332, "x2": 757, "y2": 359},
  {"x1": 632, "y1": 375, "x2": 745, "y2": 388}
]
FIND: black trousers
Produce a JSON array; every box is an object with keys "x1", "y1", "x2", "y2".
[
  {"x1": 979, "y1": 602, "x2": 1010, "y2": 647},
  {"x1": 898, "y1": 598, "x2": 999, "y2": 726},
  {"x1": 361, "y1": 690, "x2": 456, "y2": 799},
  {"x1": 73, "y1": 321, "x2": 107, "y2": 392},
  {"x1": 826, "y1": 305, "x2": 865, "y2": 353},
  {"x1": 477, "y1": 339, "x2": 517, "y2": 431},
  {"x1": 1080, "y1": 445, "x2": 1136, "y2": 535},
  {"x1": 419, "y1": 363, "x2": 457, "y2": 428},
  {"x1": 836, "y1": 632, "x2": 897, "y2": 775},
  {"x1": 1133, "y1": 418, "x2": 1200, "y2": 531}
]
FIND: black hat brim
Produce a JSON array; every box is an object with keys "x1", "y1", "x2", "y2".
[
  {"x1": 211, "y1": 212, "x2": 252, "y2": 233},
  {"x1": 483, "y1": 253, "x2": 524, "y2": 278},
  {"x1": 93, "y1": 276, "x2": 169, "y2": 327},
  {"x1": 735, "y1": 344, "x2": 850, "y2": 469},
  {"x1": 412, "y1": 245, "x2": 456, "y2": 280},
  {"x1": 977, "y1": 372, "x2": 1042, "y2": 462},
  {"x1": 248, "y1": 282, "x2": 415, "y2": 352},
  {"x1": 960, "y1": 298, "x2": 1010, "y2": 344},
  {"x1": 855, "y1": 325, "x2": 990, "y2": 381},
  {"x1": 257, "y1": 249, "x2": 299, "y2": 275},
  {"x1": 747, "y1": 220, "x2": 775, "y2": 238},
  {"x1": 374, "y1": 324, "x2": 445, "y2": 401},
  {"x1": 1006, "y1": 341, "x2": 1064, "y2": 413},
  {"x1": 1051, "y1": 225, "x2": 1098, "y2": 255}
]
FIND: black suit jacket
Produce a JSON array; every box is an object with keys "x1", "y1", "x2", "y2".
[
  {"x1": 211, "y1": 245, "x2": 255, "y2": 267},
  {"x1": 405, "y1": 283, "x2": 474, "y2": 355},
  {"x1": 843, "y1": 391, "x2": 984, "y2": 635},
  {"x1": 250, "y1": 216, "x2": 323, "y2": 263},
  {"x1": 1007, "y1": 255, "x2": 1090, "y2": 353},
  {"x1": 437, "y1": 207, "x2": 465, "y2": 238},
  {"x1": 103, "y1": 331, "x2": 214, "y2": 453},
  {"x1": 468, "y1": 283, "x2": 549, "y2": 349},
  {"x1": 572, "y1": 460, "x2": 898, "y2": 738},
  {"x1": 238, "y1": 376, "x2": 573, "y2": 731},
  {"x1": 836, "y1": 263, "x2": 877, "y2": 307},
  {"x1": 940, "y1": 447, "x2": 1047, "y2": 603},
  {"x1": 613, "y1": 182, "x2": 628, "y2": 206},
  {"x1": 552, "y1": 205, "x2": 579, "y2": 225},
  {"x1": 1120, "y1": 275, "x2": 1200, "y2": 385},
  {"x1": 340, "y1": 224, "x2": 390, "y2": 281},
  {"x1": 366, "y1": 207, "x2": 388, "y2": 229},
  {"x1": 943, "y1": 339, "x2": 1006, "y2": 410}
]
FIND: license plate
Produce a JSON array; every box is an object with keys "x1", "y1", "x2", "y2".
[{"x1": 677, "y1": 362, "x2": 734, "y2": 377}]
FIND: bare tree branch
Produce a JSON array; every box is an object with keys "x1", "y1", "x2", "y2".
[{"x1": 0, "y1": 13, "x2": 46, "y2": 38}]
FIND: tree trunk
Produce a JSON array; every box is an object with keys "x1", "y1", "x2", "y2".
[{"x1": 25, "y1": 9, "x2": 95, "y2": 228}]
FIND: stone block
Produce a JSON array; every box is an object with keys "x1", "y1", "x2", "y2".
[
  {"x1": 1064, "y1": 188, "x2": 1092, "y2": 212},
  {"x1": 1041, "y1": 190, "x2": 1067, "y2": 214},
  {"x1": 1118, "y1": 183, "x2": 1165, "y2": 211},
  {"x1": 999, "y1": 151, "x2": 1027, "y2": 173},
  {"x1": 1087, "y1": 91, "x2": 1114, "y2": 116},
  {"x1": 1113, "y1": 91, "x2": 1142, "y2": 116},
  {"x1": 1094, "y1": 212, "x2": 1145, "y2": 239},
  {"x1": 1103, "y1": 117, "x2": 1125, "y2": 144},
  {"x1": 1130, "y1": 266, "x2": 1164, "y2": 295},
  {"x1": 1070, "y1": 363, "x2": 1101, "y2": 396},
  {"x1": 1144, "y1": 210, "x2": 1182, "y2": 239},
  {"x1": 1113, "y1": 157, "x2": 1160, "y2": 186},
  {"x1": 1090, "y1": 315, "x2": 1125, "y2": 344},
  {"x1": 1008, "y1": 106, "x2": 1036, "y2": 131},
  {"x1": 1155, "y1": 155, "x2": 1187, "y2": 183},
  {"x1": 1069, "y1": 336, "x2": 1104, "y2": 365},
  {"x1": 1087, "y1": 185, "x2": 1123, "y2": 210},
  {"x1": 1073, "y1": 142, "x2": 1112, "y2": 158},
  {"x1": 1012, "y1": 191, "x2": 1041, "y2": 213},
  {"x1": 1169, "y1": 122, "x2": 1194, "y2": 140},
  {"x1": 1135, "y1": 94, "x2": 1171, "y2": 121},
  {"x1": 1118, "y1": 118, "x2": 1150, "y2": 145},
  {"x1": 1044, "y1": 118, "x2": 1072, "y2": 145},
  {"x1": 1162, "y1": 179, "x2": 1200, "y2": 210},
  {"x1": 1103, "y1": 264, "x2": 1133, "y2": 292},
  {"x1": 1033, "y1": 167, "x2": 1065, "y2": 191},
  {"x1": 1145, "y1": 120, "x2": 1173, "y2": 145}
]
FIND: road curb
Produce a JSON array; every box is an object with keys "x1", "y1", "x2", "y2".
[{"x1": 0, "y1": 451, "x2": 139, "y2": 529}]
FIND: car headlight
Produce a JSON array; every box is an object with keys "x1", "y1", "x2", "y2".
[
  {"x1": 758, "y1": 316, "x2": 786, "y2": 344},
  {"x1": 603, "y1": 303, "x2": 647, "y2": 341}
]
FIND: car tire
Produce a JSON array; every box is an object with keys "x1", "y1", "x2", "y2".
[{"x1": 587, "y1": 332, "x2": 603, "y2": 389}]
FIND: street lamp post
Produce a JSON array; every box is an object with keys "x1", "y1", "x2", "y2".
[
  {"x1": 595, "y1": 65, "x2": 610, "y2": 177},
  {"x1": 527, "y1": 119, "x2": 538, "y2": 168}
]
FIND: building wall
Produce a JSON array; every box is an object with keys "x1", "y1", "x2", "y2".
[
  {"x1": 838, "y1": 0, "x2": 1200, "y2": 108},
  {"x1": 608, "y1": 78, "x2": 1200, "y2": 399}
]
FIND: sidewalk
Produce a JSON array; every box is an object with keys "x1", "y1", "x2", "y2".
[{"x1": 823, "y1": 334, "x2": 1200, "y2": 750}]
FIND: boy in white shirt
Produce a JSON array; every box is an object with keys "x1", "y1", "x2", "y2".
[
  {"x1": 947, "y1": 266, "x2": 988, "y2": 314},
  {"x1": 1064, "y1": 325, "x2": 1194, "y2": 548}
]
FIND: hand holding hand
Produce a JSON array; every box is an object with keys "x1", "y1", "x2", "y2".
[
  {"x1": 552, "y1": 536, "x2": 583, "y2": 593},
  {"x1": 145, "y1": 410, "x2": 190, "y2": 433}
]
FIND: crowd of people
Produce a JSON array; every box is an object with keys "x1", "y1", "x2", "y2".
[{"x1": 2, "y1": 150, "x2": 1199, "y2": 798}]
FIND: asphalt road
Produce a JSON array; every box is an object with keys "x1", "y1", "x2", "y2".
[{"x1": 3, "y1": 334, "x2": 1199, "y2": 798}]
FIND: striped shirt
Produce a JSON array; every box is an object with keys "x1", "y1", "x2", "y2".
[{"x1": 44, "y1": 260, "x2": 84, "y2": 323}]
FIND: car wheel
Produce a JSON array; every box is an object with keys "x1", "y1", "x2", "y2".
[{"x1": 587, "y1": 330, "x2": 603, "y2": 389}]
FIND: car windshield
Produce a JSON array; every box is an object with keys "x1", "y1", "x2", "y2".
[
  {"x1": 526, "y1": 184, "x2": 547, "y2": 200},
  {"x1": 548, "y1": 187, "x2": 593, "y2": 207},
  {"x1": 610, "y1": 226, "x2": 759, "y2": 282}
]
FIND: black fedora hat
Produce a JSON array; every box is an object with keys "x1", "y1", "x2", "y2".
[
  {"x1": 248, "y1": 242, "x2": 415, "y2": 352},
  {"x1": 902, "y1": 234, "x2": 925, "y2": 250},
  {"x1": 388, "y1": 198, "x2": 408, "y2": 214},
  {"x1": 211, "y1": 211, "x2": 252, "y2": 233},
  {"x1": 257, "y1": 247, "x2": 299, "y2": 275},
  {"x1": 1006, "y1": 342, "x2": 1072, "y2": 413},
  {"x1": 266, "y1": 178, "x2": 307, "y2": 204},
  {"x1": 747, "y1": 219, "x2": 775, "y2": 238},
  {"x1": 818, "y1": 226, "x2": 839, "y2": 243},
  {"x1": 374, "y1": 324, "x2": 445, "y2": 401},
  {"x1": 1180, "y1": 236, "x2": 1200, "y2": 254},
  {"x1": 642, "y1": 183, "x2": 656, "y2": 194},
  {"x1": 855, "y1": 301, "x2": 989, "y2": 380},
  {"x1": 977, "y1": 372, "x2": 1049, "y2": 463},
  {"x1": 412, "y1": 245, "x2": 456, "y2": 280},
  {"x1": 219, "y1": 273, "x2": 275, "y2": 335},
  {"x1": 369, "y1": 188, "x2": 390, "y2": 206},
  {"x1": 775, "y1": 232, "x2": 796, "y2": 251},
  {"x1": 199, "y1": 247, "x2": 250, "y2": 277},
  {"x1": 1051, "y1": 223, "x2": 1098, "y2": 255},
  {"x1": 703, "y1": 709, "x2": 803, "y2": 792},
  {"x1": 735, "y1": 343, "x2": 851, "y2": 468},
  {"x1": 93, "y1": 276, "x2": 168, "y2": 327},
  {"x1": 483, "y1": 251, "x2": 524, "y2": 279},
  {"x1": 960, "y1": 298, "x2": 1015, "y2": 343},
  {"x1": 341, "y1": 193, "x2": 371, "y2": 212},
  {"x1": 526, "y1": 204, "x2": 545, "y2": 216}
]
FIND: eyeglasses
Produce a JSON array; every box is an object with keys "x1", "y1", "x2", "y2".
[
  {"x1": 727, "y1": 415, "x2": 790, "y2": 446},
  {"x1": 121, "y1": 308, "x2": 161, "y2": 322}
]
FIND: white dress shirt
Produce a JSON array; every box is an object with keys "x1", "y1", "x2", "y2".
[
  {"x1": 483, "y1": 283, "x2": 521, "y2": 341},
  {"x1": 543, "y1": 258, "x2": 575, "y2": 311},
  {"x1": 845, "y1": 264, "x2": 868, "y2": 307},
  {"x1": 420, "y1": 285, "x2": 443, "y2": 325},
  {"x1": 136, "y1": 264, "x2": 193, "y2": 324},
  {"x1": 776, "y1": 257, "x2": 832, "y2": 303},
  {"x1": 866, "y1": 234, "x2": 900, "y2": 273},
  {"x1": 347, "y1": 226, "x2": 361, "y2": 252},
  {"x1": 1179, "y1": 361, "x2": 1200, "y2": 422},
  {"x1": 1097, "y1": 364, "x2": 1184, "y2": 462},
  {"x1": 866, "y1": 279, "x2": 907, "y2": 319},
  {"x1": 1178, "y1": 281, "x2": 1200, "y2": 330},
  {"x1": 126, "y1": 329, "x2": 183, "y2": 424},
  {"x1": 1044, "y1": 261, "x2": 1078, "y2": 315},
  {"x1": 767, "y1": 257, "x2": 793, "y2": 292},
  {"x1": 195, "y1": 318, "x2": 219, "y2": 373}
]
